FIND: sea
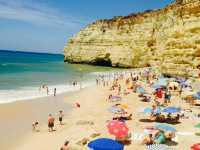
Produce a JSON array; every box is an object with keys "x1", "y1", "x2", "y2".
[{"x1": 0, "y1": 50, "x2": 115, "y2": 103}]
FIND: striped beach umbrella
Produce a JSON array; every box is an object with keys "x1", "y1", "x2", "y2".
[{"x1": 146, "y1": 144, "x2": 174, "y2": 150}]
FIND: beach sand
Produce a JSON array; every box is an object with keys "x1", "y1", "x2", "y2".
[{"x1": 1, "y1": 79, "x2": 200, "y2": 150}]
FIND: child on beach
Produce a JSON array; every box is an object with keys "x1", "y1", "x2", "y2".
[
  {"x1": 32, "y1": 121, "x2": 39, "y2": 132},
  {"x1": 58, "y1": 110, "x2": 64, "y2": 125},
  {"x1": 48, "y1": 114, "x2": 55, "y2": 132},
  {"x1": 75, "y1": 102, "x2": 80, "y2": 108}
]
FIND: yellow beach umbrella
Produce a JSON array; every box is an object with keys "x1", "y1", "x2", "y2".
[{"x1": 118, "y1": 104, "x2": 129, "y2": 109}]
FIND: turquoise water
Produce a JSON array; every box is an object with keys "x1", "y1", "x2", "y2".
[{"x1": 0, "y1": 50, "x2": 114, "y2": 103}]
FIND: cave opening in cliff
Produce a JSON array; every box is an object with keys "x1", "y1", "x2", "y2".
[
  {"x1": 92, "y1": 53, "x2": 112, "y2": 67},
  {"x1": 92, "y1": 58, "x2": 112, "y2": 67}
]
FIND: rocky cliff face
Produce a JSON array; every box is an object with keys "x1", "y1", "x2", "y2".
[{"x1": 64, "y1": 0, "x2": 200, "y2": 77}]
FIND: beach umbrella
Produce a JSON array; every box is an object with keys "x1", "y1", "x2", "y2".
[
  {"x1": 193, "y1": 92, "x2": 200, "y2": 100},
  {"x1": 107, "y1": 120, "x2": 129, "y2": 138},
  {"x1": 154, "y1": 78, "x2": 168, "y2": 87},
  {"x1": 163, "y1": 107, "x2": 181, "y2": 113},
  {"x1": 155, "y1": 123, "x2": 177, "y2": 132},
  {"x1": 136, "y1": 87, "x2": 146, "y2": 94},
  {"x1": 108, "y1": 106, "x2": 125, "y2": 114},
  {"x1": 88, "y1": 138, "x2": 124, "y2": 150},
  {"x1": 146, "y1": 144, "x2": 174, "y2": 150},
  {"x1": 143, "y1": 107, "x2": 153, "y2": 114},
  {"x1": 118, "y1": 104, "x2": 129, "y2": 109},
  {"x1": 194, "y1": 123, "x2": 200, "y2": 128},
  {"x1": 142, "y1": 107, "x2": 161, "y2": 114},
  {"x1": 191, "y1": 143, "x2": 200, "y2": 150},
  {"x1": 152, "y1": 84, "x2": 163, "y2": 90}
]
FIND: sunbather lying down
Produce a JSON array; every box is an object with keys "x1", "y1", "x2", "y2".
[
  {"x1": 149, "y1": 113, "x2": 180, "y2": 123},
  {"x1": 142, "y1": 130, "x2": 170, "y2": 145},
  {"x1": 113, "y1": 113, "x2": 133, "y2": 121}
]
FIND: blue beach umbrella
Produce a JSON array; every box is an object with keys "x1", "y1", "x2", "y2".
[
  {"x1": 143, "y1": 107, "x2": 161, "y2": 114},
  {"x1": 153, "y1": 78, "x2": 168, "y2": 89},
  {"x1": 108, "y1": 106, "x2": 124, "y2": 114},
  {"x1": 143, "y1": 108, "x2": 153, "y2": 113},
  {"x1": 88, "y1": 138, "x2": 124, "y2": 150},
  {"x1": 136, "y1": 87, "x2": 146, "y2": 94},
  {"x1": 163, "y1": 107, "x2": 181, "y2": 113},
  {"x1": 155, "y1": 123, "x2": 177, "y2": 132},
  {"x1": 193, "y1": 91, "x2": 200, "y2": 100},
  {"x1": 152, "y1": 84, "x2": 163, "y2": 90}
]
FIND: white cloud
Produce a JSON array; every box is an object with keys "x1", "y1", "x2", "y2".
[{"x1": 0, "y1": 0, "x2": 89, "y2": 29}]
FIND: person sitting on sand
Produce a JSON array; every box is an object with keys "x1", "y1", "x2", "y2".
[
  {"x1": 113, "y1": 113, "x2": 133, "y2": 121},
  {"x1": 142, "y1": 134, "x2": 154, "y2": 145},
  {"x1": 32, "y1": 121, "x2": 39, "y2": 132},
  {"x1": 48, "y1": 114, "x2": 55, "y2": 132},
  {"x1": 58, "y1": 110, "x2": 64, "y2": 125},
  {"x1": 60, "y1": 140, "x2": 69, "y2": 150},
  {"x1": 108, "y1": 94, "x2": 112, "y2": 101},
  {"x1": 75, "y1": 102, "x2": 80, "y2": 108}
]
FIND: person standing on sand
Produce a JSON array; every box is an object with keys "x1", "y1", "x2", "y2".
[
  {"x1": 46, "y1": 86, "x2": 49, "y2": 95},
  {"x1": 54, "y1": 88, "x2": 57, "y2": 96},
  {"x1": 58, "y1": 110, "x2": 64, "y2": 125},
  {"x1": 48, "y1": 114, "x2": 55, "y2": 132}
]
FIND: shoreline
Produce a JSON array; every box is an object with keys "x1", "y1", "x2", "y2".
[{"x1": 0, "y1": 81, "x2": 95, "y2": 104}]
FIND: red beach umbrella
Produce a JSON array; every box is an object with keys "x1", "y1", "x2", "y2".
[
  {"x1": 107, "y1": 120, "x2": 129, "y2": 138},
  {"x1": 191, "y1": 143, "x2": 200, "y2": 150}
]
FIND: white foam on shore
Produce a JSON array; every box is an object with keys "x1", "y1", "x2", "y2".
[{"x1": 0, "y1": 81, "x2": 95, "y2": 104}]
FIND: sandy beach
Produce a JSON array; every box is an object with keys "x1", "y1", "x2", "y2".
[{"x1": 1, "y1": 72, "x2": 200, "y2": 150}]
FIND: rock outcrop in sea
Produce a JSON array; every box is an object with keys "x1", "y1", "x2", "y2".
[{"x1": 64, "y1": 0, "x2": 200, "y2": 77}]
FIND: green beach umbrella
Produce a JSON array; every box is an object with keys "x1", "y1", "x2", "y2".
[
  {"x1": 195, "y1": 123, "x2": 200, "y2": 128},
  {"x1": 194, "y1": 123, "x2": 200, "y2": 136}
]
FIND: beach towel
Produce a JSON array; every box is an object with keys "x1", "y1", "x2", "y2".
[{"x1": 146, "y1": 144, "x2": 174, "y2": 150}]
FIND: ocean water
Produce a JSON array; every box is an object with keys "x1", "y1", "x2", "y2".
[{"x1": 0, "y1": 50, "x2": 114, "y2": 103}]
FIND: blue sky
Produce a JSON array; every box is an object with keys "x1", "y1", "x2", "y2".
[{"x1": 0, "y1": 0, "x2": 174, "y2": 53}]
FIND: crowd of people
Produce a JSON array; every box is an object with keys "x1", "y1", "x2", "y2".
[{"x1": 31, "y1": 67, "x2": 200, "y2": 149}]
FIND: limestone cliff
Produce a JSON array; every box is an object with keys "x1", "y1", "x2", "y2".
[{"x1": 64, "y1": 0, "x2": 200, "y2": 77}]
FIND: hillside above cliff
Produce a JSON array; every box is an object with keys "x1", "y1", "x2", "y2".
[{"x1": 64, "y1": 0, "x2": 200, "y2": 77}]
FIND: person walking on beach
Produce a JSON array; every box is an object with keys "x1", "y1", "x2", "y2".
[
  {"x1": 58, "y1": 110, "x2": 64, "y2": 125},
  {"x1": 54, "y1": 88, "x2": 57, "y2": 96},
  {"x1": 48, "y1": 114, "x2": 55, "y2": 132}
]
